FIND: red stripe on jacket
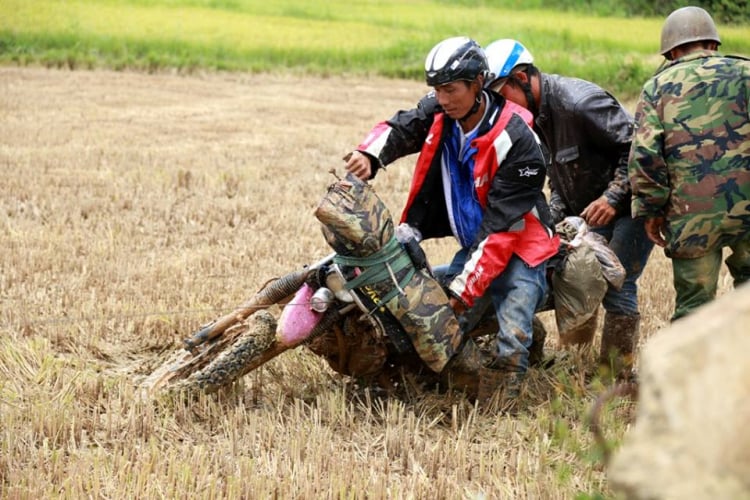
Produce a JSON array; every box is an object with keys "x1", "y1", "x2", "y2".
[{"x1": 400, "y1": 101, "x2": 558, "y2": 307}]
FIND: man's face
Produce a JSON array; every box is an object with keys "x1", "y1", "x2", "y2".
[
  {"x1": 433, "y1": 81, "x2": 476, "y2": 120},
  {"x1": 497, "y1": 79, "x2": 528, "y2": 110}
]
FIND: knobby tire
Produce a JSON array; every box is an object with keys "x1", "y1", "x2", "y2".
[
  {"x1": 139, "y1": 310, "x2": 280, "y2": 396},
  {"x1": 139, "y1": 268, "x2": 316, "y2": 397}
]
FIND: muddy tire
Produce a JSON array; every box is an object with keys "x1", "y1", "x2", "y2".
[
  {"x1": 139, "y1": 310, "x2": 280, "y2": 397},
  {"x1": 175, "y1": 310, "x2": 278, "y2": 394}
]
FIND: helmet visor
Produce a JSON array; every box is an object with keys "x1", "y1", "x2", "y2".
[{"x1": 488, "y1": 76, "x2": 509, "y2": 92}]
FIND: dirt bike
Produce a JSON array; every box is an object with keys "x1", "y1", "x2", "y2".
[{"x1": 139, "y1": 174, "x2": 555, "y2": 399}]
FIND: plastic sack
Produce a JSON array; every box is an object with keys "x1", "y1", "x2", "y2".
[
  {"x1": 552, "y1": 217, "x2": 609, "y2": 337},
  {"x1": 583, "y1": 231, "x2": 625, "y2": 290},
  {"x1": 555, "y1": 216, "x2": 625, "y2": 290}
]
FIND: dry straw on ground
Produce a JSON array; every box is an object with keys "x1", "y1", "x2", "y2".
[{"x1": 0, "y1": 67, "x2": 730, "y2": 498}]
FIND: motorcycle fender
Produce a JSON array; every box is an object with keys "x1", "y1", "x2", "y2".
[{"x1": 276, "y1": 283, "x2": 325, "y2": 346}]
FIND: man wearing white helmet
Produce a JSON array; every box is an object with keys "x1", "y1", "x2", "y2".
[
  {"x1": 345, "y1": 37, "x2": 560, "y2": 408},
  {"x1": 484, "y1": 38, "x2": 654, "y2": 381}
]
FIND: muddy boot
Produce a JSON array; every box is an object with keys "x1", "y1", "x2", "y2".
[
  {"x1": 559, "y1": 309, "x2": 599, "y2": 347},
  {"x1": 528, "y1": 316, "x2": 547, "y2": 367},
  {"x1": 599, "y1": 312, "x2": 640, "y2": 381},
  {"x1": 440, "y1": 338, "x2": 487, "y2": 397},
  {"x1": 477, "y1": 365, "x2": 525, "y2": 412}
]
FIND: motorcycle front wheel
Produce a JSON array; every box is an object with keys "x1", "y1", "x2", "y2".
[
  {"x1": 139, "y1": 267, "x2": 320, "y2": 397},
  {"x1": 139, "y1": 309, "x2": 286, "y2": 396}
]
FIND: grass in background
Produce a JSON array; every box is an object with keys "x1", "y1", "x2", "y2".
[{"x1": 2, "y1": 0, "x2": 749, "y2": 99}]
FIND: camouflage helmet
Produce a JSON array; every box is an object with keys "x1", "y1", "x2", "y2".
[
  {"x1": 424, "y1": 36, "x2": 488, "y2": 87},
  {"x1": 660, "y1": 6, "x2": 721, "y2": 56}
]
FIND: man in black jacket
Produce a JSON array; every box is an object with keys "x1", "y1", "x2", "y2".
[{"x1": 484, "y1": 39, "x2": 653, "y2": 379}]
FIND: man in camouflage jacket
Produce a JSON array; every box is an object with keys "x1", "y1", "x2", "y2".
[
  {"x1": 484, "y1": 39, "x2": 654, "y2": 378},
  {"x1": 629, "y1": 6, "x2": 750, "y2": 321}
]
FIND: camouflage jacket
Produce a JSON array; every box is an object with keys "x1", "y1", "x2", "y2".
[
  {"x1": 628, "y1": 50, "x2": 750, "y2": 259},
  {"x1": 536, "y1": 73, "x2": 634, "y2": 221}
]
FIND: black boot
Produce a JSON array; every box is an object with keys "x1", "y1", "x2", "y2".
[
  {"x1": 528, "y1": 316, "x2": 548, "y2": 367},
  {"x1": 599, "y1": 312, "x2": 640, "y2": 381}
]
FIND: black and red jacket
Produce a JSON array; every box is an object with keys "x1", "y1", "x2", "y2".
[{"x1": 357, "y1": 91, "x2": 559, "y2": 307}]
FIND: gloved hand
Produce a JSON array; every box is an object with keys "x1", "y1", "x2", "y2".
[{"x1": 395, "y1": 223, "x2": 423, "y2": 244}]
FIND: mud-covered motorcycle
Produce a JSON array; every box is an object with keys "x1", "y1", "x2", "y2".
[{"x1": 139, "y1": 173, "x2": 612, "y2": 399}]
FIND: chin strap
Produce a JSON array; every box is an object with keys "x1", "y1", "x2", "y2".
[{"x1": 459, "y1": 90, "x2": 484, "y2": 122}]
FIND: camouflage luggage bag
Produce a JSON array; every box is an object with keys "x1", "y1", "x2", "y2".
[{"x1": 312, "y1": 173, "x2": 463, "y2": 374}]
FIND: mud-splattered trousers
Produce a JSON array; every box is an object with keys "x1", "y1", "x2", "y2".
[
  {"x1": 671, "y1": 240, "x2": 750, "y2": 320},
  {"x1": 435, "y1": 249, "x2": 549, "y2": 373}
]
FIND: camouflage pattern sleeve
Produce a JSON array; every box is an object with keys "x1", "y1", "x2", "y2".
[{"x1": 628, "y1": 85, "x2": 672, "y2": 218}]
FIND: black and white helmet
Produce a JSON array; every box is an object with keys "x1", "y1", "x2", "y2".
[{"x1": 424, "y1": 36, "x2": 489, "y2": 87}]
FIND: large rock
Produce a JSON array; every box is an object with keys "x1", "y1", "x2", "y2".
[{"x1": 608, "y1": 283, "x2": 750, "y2": 499}]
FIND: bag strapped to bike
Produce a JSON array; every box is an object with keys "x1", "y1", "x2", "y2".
[
  {"x1": 314, "y1": 173, "x2": 463, "y2": 372},
  {"x1": 333, "y1": 236, "x2": 415, "y2": 311}
]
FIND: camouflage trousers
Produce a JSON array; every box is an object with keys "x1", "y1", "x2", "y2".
[{"x1": 672, "y1": 238, "x2": 750, "y2": 321}]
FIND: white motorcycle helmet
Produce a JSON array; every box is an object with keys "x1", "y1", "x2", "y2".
[
  {"x1": 424, "y1": 36, "x2": 489, "y2": 122},
  {"x1": 424, "y1": 36, "x2": 489, "y2": 87},
  {"x1": 484, "y1": 39, "x2": 534, "y2": 90}
]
